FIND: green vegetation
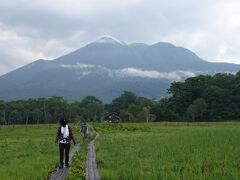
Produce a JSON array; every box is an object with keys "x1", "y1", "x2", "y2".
[
  {"x1": 95, "y1": 123, "x2": 240, "y2": 179},
  {"x1": 67, "y1": 130, "x2": 96, "y2": 180},
  {"x1": 0, "y1": 96, "x2": 105, "y2": 125},
  {"x1": 165, "y1": 72, "x2": 240, "y2": 121},
  {"x1": 67, "y1": 139, "x2": 89, "y2": 180},
  {"x1": 95, "y1": 123, "x2": 150, "y2": 132},
  {"x1": 1, "y1": 72, "x2": 240, "y2": 124},
  {"x1": 0, "y1": 124, "x2": 81, "y2": 179},
  {"x1": 2, "y1": 122, "x2": 240, "y2": 179}
]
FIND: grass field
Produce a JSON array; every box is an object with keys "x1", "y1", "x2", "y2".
[
  {"x1": 94, "y1": 123, "x2": 240, "y2": 180},
  {"x1": 0, "y1": 124, "x2": 81, "y2": 180},
  {"x1": 1, "y1": 122, "x2": 240, "y2": 179}
]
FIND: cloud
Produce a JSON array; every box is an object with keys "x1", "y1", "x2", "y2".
[
  {"x1": 117, "y1": 68, "x2": 196, "y2": 81},
  {"x1": 0, "y1": 24, "x2": 48, "y2": 74},
  {"x1": 60, "y1": 63, "x2": 196, "y2": 81},
  {"x1": 60, "y1": 63, "x2": 113, "y2": 78},
  {"x1": 1, "y1": 0, "x2": 240, "y2": 75},
  {"x1": 159, "y1": 0, "x2": 240, "y2": 63},
  {"x1": 0, "y1": 23, "x2": 87, "y2": 75},
  {"x1": 61, "y1": 63, "x2": 96, "y2": 69}
]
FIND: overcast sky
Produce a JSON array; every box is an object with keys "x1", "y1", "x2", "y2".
[{"x1": 0, "y1": 0, "x2": 240, "y2": 75}]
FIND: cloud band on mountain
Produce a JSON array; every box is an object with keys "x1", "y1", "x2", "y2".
[
  {"x1": 61, "y1": 63, "x2": 95, "y2": 69},
  {"x1": 117, "y1": 68, "x2": 195, "y2": 81},
  {"x1": 60, "y1": 63, "x2": 196, "y2": 81}
]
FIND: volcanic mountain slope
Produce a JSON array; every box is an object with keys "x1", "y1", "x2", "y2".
[{"x1": 0, "y1": 36, "x2": 239, "y2": 101}]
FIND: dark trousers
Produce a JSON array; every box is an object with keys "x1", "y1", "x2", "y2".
[{"x1": 59, "y1": 143, "x2": 70, "y2": 165}]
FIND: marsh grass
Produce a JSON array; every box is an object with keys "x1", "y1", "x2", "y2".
[
  {"x1": 67, "y1": 131, "x2": 96, "y2": 180},
  {"x1": 0, "y1": 124, "x2": 81, "y2": 179},
  {"x1": 95, "y1": 123, "x2": 240, "y2": 180}
]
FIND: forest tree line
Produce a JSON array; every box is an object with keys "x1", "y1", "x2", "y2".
[{"x1": 0, "y1": 71, "x2": 240, "y2": 124}]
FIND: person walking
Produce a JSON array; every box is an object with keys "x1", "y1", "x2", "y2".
[
  {"x1": 80, "y1": 122, "x2": 88, "y2": 140},
  {"x1": 55, "y1": 117, "x2": 76, "y2": 168}
]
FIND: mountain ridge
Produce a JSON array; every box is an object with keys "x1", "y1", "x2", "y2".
[{"x1": 0, "y1": 36, "x2": 239, "y2": 101}]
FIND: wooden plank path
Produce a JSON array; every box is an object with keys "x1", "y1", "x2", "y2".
[
  {"x1": 49, "y1": 143, "x2": 80, "y2": 180},
  {"x1": 49, "y1": 125, "x2": 100, "y2": 180},
  {"x1": 86, "y1": 132, "x2": 100, "y2": 180}
]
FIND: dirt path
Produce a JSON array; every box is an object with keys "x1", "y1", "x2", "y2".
[
  {"x1": 86, "y1": 132, "x2": 100, "y2": 180},
  {"x1": 49, "y1": 143, "x2": 80, "y2": 180}
]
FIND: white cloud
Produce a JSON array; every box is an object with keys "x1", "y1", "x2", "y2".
[
  {"x1": 0, "y1": 24, "x2": 87, "y2": 75},
  {"x1": 117, "y1": 68, "x2": 195, "y2": 81},
  {"x1": 60, "y1": 63, "x2": 196, "y2": 81},
  {"x1": 61, "y1": 63, "x2": 96, "y2": 69},
  {"x1": 1, "y1": 0, "x2": 240, "y2": 75},
  {"x1": 0, "y1": 24, "x2": 48, "y2": 74},
  {"x1": 159, "y1": 0, "x2": 240, "y2": 63}
]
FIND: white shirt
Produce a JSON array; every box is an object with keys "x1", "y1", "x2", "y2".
[{"x1": 60, "y1": 125, "x2": 69, "y2": 143}]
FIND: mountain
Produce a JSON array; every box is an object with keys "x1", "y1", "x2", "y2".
[{"x1": 0, "y1": 36, "x2": 239, "y2": 101}]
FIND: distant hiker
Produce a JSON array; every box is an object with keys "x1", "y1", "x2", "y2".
[
  {"x1": 81, "y1": 122, "x2": 88, "y2": 140},
  {"x1": 55, "y1": 117, "x2": 76, "y2": 168}
]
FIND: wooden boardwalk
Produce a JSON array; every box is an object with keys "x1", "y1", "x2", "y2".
[
  {"x1": 49, "y1": 143, "x2": 80, "y2": 180},
  {"x1": 86, "y1": 132, "x2": 100, "y2": 180}
]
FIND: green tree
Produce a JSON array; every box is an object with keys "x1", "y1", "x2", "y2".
[
  {"x1": 120, "y1": 109, "x2": 134, "y2": 122},
  {"x1": 107, "y1": 91, "x2": 137, "y2": 112},
  {"x1": 80, "y1": 96, "x2": 104, "y2": 122},
  {"x1": 186, "y1": 98, "x2": 207, "y2": 121},
  {"x1": 0, "y1": 101, "x2": 6, "y2": 124},
  {"x1": 32, "y1": 109, "x2": 42, "y2": 124},
  {"x1": 151, "y1": 98, "x2": 179, "y2": 121},
  {"x1": 48, "y1": 97, "x2": 67, "y2": 122},
  {"x1": 203, "y1": 86, "x2": 229, "y2": 120}
]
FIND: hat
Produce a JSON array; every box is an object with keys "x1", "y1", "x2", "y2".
[{"x1": 59, "y1": 117, "x2": 67, "y2": 126}]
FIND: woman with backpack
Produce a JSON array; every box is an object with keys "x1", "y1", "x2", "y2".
[{"x1": 55, "y1": 117, "x2": 76, "y2": 168}]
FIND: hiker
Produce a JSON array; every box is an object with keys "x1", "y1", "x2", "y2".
[
  {"x1": 55, "y1": 117, "x2": 76, "y2": 168},
  {"x1": 81, "y1": 122, "x2": 88, "y2": 140}
]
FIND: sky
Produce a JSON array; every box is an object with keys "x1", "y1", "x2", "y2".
[{"x1": 0, "y1": 0, "x2": 240, "y2": 75}]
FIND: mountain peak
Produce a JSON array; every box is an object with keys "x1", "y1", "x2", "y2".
[{"x1": 94, "y1": 36, "x2": 126, "y2": 45}]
